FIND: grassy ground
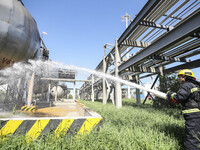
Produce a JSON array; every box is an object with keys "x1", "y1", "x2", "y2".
[{"x1": 0, "y1": 99, "x2": 185, "y2": 150}]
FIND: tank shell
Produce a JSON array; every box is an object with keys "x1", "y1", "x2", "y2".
[
  {"x1": 0, "y1": 0, "x2": 40, "y2": 69},
  {"x1": 51, "y1": 86, "x2": 64, "y2": 98}
]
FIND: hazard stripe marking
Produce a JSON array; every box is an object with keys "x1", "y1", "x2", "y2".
[
  {"x1": 0, "y1": 120, "x2": 23, "y2": 136},
  {"x1": 26, "y1": 107, "x2": 32, "y2": 111},
  {"x1": 78, "y1": 118, "x2": 101, "y2": 135},
  {"x1": 0, "y1": 102, "x2": 103, "y2": 142},
  {"x1": 37, "y1": 119, "x2": 62, "y2": 139},
  {"x1": 21, "y1": 106, "x2": 27, "y2": 111},
  {"x1": 26, "y1": 107, "x2": 34, "y2": 111},
  {"x1": 21, "y1": 106, "x2": 36, "y2": 112},
  {"x1": 66, "y1": 119, "x2": 86, "y2": 137},
  {"x1": 24, "y1": 107, "x2": 30, "y2": 111},
  {"x1": 0, "y1": 120, "x2": 8, "y2": 130},
  {"x1": 26, "y1": 119, "x2": 50, "y2": 142},
  {"x1": 13, "y1": 120, "x2": 37, "y2": 135},
  {"x1": 41, "y1": 119, "x2": 62, "y2": 133},
  {"x1": 30, "y1": 107, "x2": 35, "y2": 111},
  {"x1": 55, "y1": 119, "x2": 74, "y2": 138},
  {"x1": 0, "y1": 118, "x2": 102, "y2": 141}
]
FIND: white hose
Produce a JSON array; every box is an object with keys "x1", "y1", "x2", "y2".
[{"x1": 121, "y1": 80, "x2": 167, "y2": 99}]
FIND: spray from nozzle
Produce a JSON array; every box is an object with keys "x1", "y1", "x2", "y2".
[
  {"x1": 44, "y1": 60, "x2": 167, "y2": 100},
  {"x1": 0, "y1": 60, "x2": 167, "y2": 100}
]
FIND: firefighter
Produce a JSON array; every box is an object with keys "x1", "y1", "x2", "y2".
[{"x1": 167, "y1": 69, "x2": 200, "y2": 150}]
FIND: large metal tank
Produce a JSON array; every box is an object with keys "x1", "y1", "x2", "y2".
[
  {"x1": 0, "y1": 0, "x2": 41, "y2": 69},
  {"x1": 51, "y1": 86, "x2": 64, "y2": 98}
]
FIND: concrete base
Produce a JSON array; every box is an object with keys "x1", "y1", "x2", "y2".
[{"x1": 0, "y1": 100, "x2": 102, "y2": 142}]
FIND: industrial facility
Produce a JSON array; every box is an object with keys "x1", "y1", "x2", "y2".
[{"x1": 0, "y1": 0, "x2": 200, "y2": 143}]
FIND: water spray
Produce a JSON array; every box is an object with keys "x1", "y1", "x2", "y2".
[
  {"x1": 0, "y1": 60, "x2": 167, "y2": 102},
  {"x1": 46, "y1": 61, "x2": 167, "y2": 100}
]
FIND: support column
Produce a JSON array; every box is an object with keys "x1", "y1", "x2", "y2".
[
  {"x1": 128, "y1": 86, "x2": 131, "y2": 99},
  {"x1": 55, "y1": 85, "x2": 58, "y2": 102},
  {"x1": 115, "y1": 39, "x2": 122, "y2": 108},
  {"x1": 27, "y1": 72, "x2": 35, "y2": 106},
  {"x1": 4, "y1": 85, "x2": 9, "y2": 104},
  {"x1": 79, "y1": 91, "x2": 82, "y2": 100},
  {"x1": 103, "y1": 46, "x2": 107, "y2": 104},
  {"x1": 15, "y1": 78, "x2": 22, "y2": 101},
  {"x1": 79, "y1": 91, "x2": 81, "y2": 99},
  {"x1": 135, "y1": 75, "x2": 141, "y2": 104},
  {"x1": 96, "y1": 90, "x2": 99, "y2": 100},
  {"x1": 110, "y1": 86, "x2": 115, "y2": 105},
  {"x1": 22, "y1": 75, "x2": 28, "y2": 104},
  {"x1": 47, "y1": 82, "x2": 51, "y2": 102},
  {"x1": 82, "y1": 91, "x2": 85, "y2": 100},
  {"x1": 73, "y1": 81, "x2": 76, "y2": 101},
  {"x1": 91, "y1": 74, "x2": 94, "y2": 102},
  {"x1": 159, "y1": 74, "x2": 167, "y2": 92},
  {"x1": 66, "y1": 89, "x2": 68, "y2": 99},
  {"x1": 106, "y1": 80, "x2": 111, "y2": 102},
  {"x1": 83, "y1": 90, "x2": 86, "y2": 100}
]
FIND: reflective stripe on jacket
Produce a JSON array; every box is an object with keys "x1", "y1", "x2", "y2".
[{"x1": 182, "y1": 108, "x2": 200, "y2": 115}]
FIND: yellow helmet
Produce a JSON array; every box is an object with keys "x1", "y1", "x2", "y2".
[{"x1": 178, "y1": 69, "x2": 196, "y2": 80}]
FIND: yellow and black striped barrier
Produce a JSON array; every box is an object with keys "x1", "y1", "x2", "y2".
[
  {"x1": 0, "y1": 117, "x2": 102, "y2": 142},
  {"x1": 1, "y1": 101, "x2": 102, "y2": 142},
  {"x1": 21, "y1": 106, "x2": 37, "y2": 113}
]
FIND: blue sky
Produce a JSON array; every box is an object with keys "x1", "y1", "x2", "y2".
[{"x1": 23, "y1": 0, "x2": 148, "y2": 69}]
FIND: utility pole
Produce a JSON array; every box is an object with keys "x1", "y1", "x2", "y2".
[
  {"x1": 122, "y1": 13, "x2": 132, "y2": 99},
  {"x1": 121, "y1": 13, "x2": 132, "y2": 59},
  {"x1": 122, "y1": 13, "x2": 132, "y2": 29}
]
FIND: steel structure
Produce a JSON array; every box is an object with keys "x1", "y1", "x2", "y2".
[{"x1": 79, "y1": 0, "x2": 200, "y2": 107}]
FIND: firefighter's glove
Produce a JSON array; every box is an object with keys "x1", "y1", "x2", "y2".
[
  {"x1": 166, "y1": 91, "x2": 178, "y2": 104},
  {"x1": 166, "y1": 91, "x2": 175, "y2": 100}
]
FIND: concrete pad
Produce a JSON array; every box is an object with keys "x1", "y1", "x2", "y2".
[{"x1": 0, "y1": 100, "x2": 102, "y2": 141}]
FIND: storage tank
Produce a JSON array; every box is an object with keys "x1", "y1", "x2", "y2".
[
  {"x1": 51, "y1": 86, "x2": 64, "y2": 98},
  {"x1": 0, "y1": 0, "x2": 41, "y2": 69}
]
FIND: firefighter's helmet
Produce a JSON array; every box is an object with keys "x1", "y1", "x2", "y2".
[{"x1": 178, "y1": 69, "x2": 196, "y2": 80}]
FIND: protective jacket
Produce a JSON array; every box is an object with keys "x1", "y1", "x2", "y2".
[
  {"x1": 169, "y1": 81, "x2": 200, "y2": 149},
  {"x1": 172, "y1": 81, "x2": 200, "y2": 120}
]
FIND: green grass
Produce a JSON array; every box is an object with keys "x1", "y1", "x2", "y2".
[{"x1": 0, "y1": 99, "x2": 185, "y2": 150}]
